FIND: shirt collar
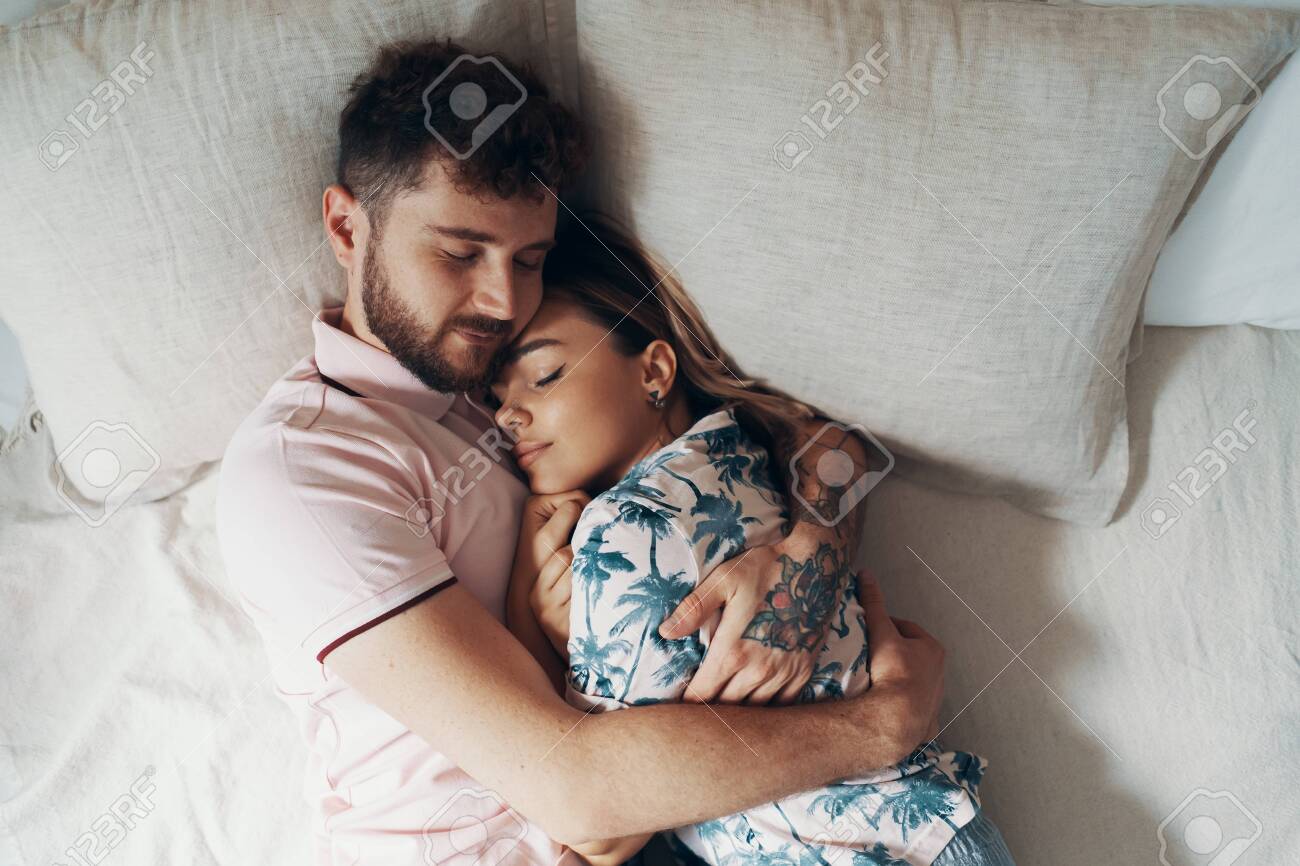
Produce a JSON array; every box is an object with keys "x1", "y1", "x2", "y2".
[{"x1": 312, "y1": 306, "x2": 457, "y2": 421}]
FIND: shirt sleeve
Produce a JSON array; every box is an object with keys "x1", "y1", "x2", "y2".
[
  {"x1": 563, "y1": 500, "x2": 704, "y2": 711},
  {"x1": 217, "y1": 419, "x2": 456, "y2": 665}
]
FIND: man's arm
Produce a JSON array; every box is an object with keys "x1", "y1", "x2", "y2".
[
  {"x1": 661, "y1": 414, "x2": 876, "y2": 704},
  {"x1": 570, "y1": 832, "x2": 654, "y2": 866},
  {"x1": 325, "y1": 571, "x2": 940, "y2": 846}
]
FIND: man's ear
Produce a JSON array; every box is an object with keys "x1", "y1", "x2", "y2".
[
  {"x1": 640, "y1": 339, "x2": 679, "y2": 398},
  {"x1": 323, "y1": 184, "x2": 367, "y2": 270}
]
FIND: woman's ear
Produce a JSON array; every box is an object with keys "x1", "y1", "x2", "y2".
[{"x1": 639, "y1": 339, "x2": 678, "y2": 399}]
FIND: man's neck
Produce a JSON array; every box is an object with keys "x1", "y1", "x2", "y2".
[{"x1": 339, "y1": 294, "x2": 390, "y2": 354}]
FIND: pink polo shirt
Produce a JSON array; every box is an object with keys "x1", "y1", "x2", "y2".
[{"x1": 217, "y1": 307, "x2": 579, "y2": 865}]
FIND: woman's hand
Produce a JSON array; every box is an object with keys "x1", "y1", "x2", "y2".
[
  {"x1": 514, "y1": 490, "x2": 590, "y2": 578},
  {"x1": 506, "y1": 490, "x2": 590, "y2": 689},
  {"x1": 530, "y1": 544, "x2": 574, "y2": 655}
]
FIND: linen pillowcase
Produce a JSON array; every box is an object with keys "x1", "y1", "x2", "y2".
[
  {"x1": 570, "y1": 0, "x2": 1299, "y2": 524},
  {"x1": 0, "y1": 0, "x2": 577, "y2": 501}
]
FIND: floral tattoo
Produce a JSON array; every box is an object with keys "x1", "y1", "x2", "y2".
[{"x1": 742, "y1": 542, "x2": 851, "y2": 652}]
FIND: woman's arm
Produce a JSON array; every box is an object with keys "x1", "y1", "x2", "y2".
[
  {"x1": 505, "y1": 492, "x2": 589, "y2": 690},
  {"x1": 506, "y1": 561, "x2": 567, "y2": 692},
  {"x1": 528, "y1": 545, "x2": 573, "y2": 657},
  {"x1": 325, "y1": 569, "x2": 943, "y2": 846}
]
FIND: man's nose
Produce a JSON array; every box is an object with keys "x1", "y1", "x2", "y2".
[{"x1": 471, "y1": 260, "x2": 516, "y2": 321}]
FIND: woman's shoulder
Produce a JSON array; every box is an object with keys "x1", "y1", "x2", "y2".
[
  {"x1": 589, "y1": 408, "x2": 782, "y2": 523},
  {"x1": 574, "y1": 407, "x2": 786, "y2": 572},
  {"x1": 675, "y1": 407, "x2": 784, "y2": 502}
]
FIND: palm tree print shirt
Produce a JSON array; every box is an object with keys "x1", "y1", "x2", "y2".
[{"x1": 564, "y1": 408, "x2": 987, "y2": 865}]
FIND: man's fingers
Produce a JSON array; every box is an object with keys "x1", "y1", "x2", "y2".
[
  {"x1": 859, "y1": 568, "x2": 900, "y2": 645},
  {"x1": 745, "y1": 673, "x2": 790, "y2": 706},
  {"x1": 659, "y1": 577, "x2": 724, "y2": 639},
  {"x1": 682, "y1": 643, "x2": 737, "y2": 703},
  {"x1": 774, "y1": 676, "x2": 805, "y2": 705},
  {"x1": 682, "y1": 599, "x2": 751, "y2": 701},
  {"x1": 719, "y1": 669, "x2": 768, "y2": 704},
  {"x1": 891, "y1": 616, "x2": 936, "y2": 643},
  {"x1": 685, "y1": 673, "x2": 728, "y2": 704}
]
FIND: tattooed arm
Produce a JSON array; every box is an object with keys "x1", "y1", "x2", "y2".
[{"x1": 660, "y1": 417, "x2": 876, "y2": 704}]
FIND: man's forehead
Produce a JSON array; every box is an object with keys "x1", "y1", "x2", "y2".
[{"x1": 395, "y1": 180, "x2": 555, "y2": 241}]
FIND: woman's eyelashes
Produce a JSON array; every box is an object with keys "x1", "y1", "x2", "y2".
[
  {"x1": 487, "y1": 363, "x2": 562, "y2": 408},
  {"x1": 533, "y1": 365, "x2": 564, "y2": 388}
]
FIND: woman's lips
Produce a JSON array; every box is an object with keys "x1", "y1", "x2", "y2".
[{"x1": 514, "y1": 442, "x2": 551, "y2": 469}]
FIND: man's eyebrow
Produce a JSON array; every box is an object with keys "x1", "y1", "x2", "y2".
[
  {"x1": 501, "y1": 337, "x2": 563, "y2": 367},
  {"x1": 425, "y1": 224, "x2": 555, "y2": 252}
]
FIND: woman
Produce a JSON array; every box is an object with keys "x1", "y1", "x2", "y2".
[{"x1": 486, "y1": 215, "x2": 1014, "y2": 866}]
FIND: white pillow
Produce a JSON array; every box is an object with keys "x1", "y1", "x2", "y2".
[
  {"x1": 1079, "y1": 0, "x2": 1300, "y2": 330},
  {"x1": 0, "y1": 0, "x2": 577, "y2": 501},
  {"x1": 571, "y1": 0, "x2": 1299, "y2": 525},
  {"x1": 1144, "y1": 51, "x2": 1300, "y2": 329}
]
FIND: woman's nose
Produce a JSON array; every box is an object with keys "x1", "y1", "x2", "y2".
[{"x1": 495, "y1": 403, "x2": 527, "y2": 432}]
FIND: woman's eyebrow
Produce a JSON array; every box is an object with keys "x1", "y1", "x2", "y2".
[{"x1": 501, "y1": 337, "x2": 563, "y2": 366}]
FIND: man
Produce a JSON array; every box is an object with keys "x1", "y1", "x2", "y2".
[{"x1": 217, "y1": 38, "x2": 945, "y2": 864}]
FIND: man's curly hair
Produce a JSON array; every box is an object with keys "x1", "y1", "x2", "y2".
[{"x1": 337, "y1": 38, "x2": 588, "y2": 231}]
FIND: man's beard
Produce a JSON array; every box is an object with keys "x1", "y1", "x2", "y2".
[{"x1": 360, "y1": 243, "x2": 510, "y2": 394}]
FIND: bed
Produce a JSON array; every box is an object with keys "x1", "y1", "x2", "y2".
[
  {"x1": 3, "y1": 322, "x2": 1297, "y2": 864},
  {"x1": 2, "y1": 1, "x2": 1297, "y2": 865}
]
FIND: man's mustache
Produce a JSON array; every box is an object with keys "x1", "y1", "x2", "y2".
[{"x1": 444, "y1": 314, "x2": 512, "y2": 337}]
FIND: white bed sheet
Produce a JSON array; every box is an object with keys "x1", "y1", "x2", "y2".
[{"x1": 1, "y1": 323, "x2": 1296, "y2": 865}]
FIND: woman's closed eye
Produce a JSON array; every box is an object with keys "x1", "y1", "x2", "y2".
[
  {"x1": 533, "y1": 365, "x2": 564, "y2": 389},
  {"x1": 486, "y1": 364, "x2": 562, "y2": 407}
]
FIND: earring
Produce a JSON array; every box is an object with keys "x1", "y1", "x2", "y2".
[{"x1": 647, "y1": 389, "x2": 666, "y2": 409}]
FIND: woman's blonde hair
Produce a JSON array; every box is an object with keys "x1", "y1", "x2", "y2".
[{"x1": 542, "y1": 212, "x2": 824, "y2": 492}]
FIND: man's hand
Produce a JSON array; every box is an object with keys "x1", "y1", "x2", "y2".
[
  {"x1": 658, "y1": 536, "x2": 851, "y2": 705},
  {"x1": 657, "y1": 414, "x2": 875, "y2": 705},
  {"x1": 530, "y1": 545, "x2": 573, "y2": 656},
  {"x1": 857, "y1": 568, "x2": 944, "y2": 751}
]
